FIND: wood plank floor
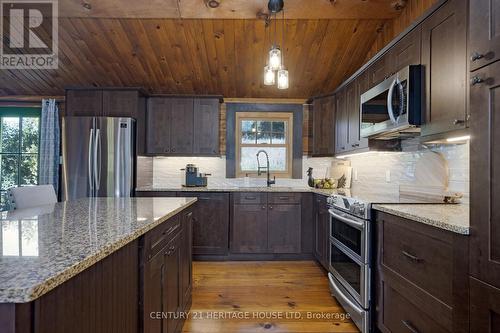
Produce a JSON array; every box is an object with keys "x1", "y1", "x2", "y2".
[{"x1": 182, "y1": 261, "x2": 359, "y2": 333}]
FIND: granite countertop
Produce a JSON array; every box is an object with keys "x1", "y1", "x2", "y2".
[
  {"x1": 372, "y1": 203, "x2": 470, "y2": 235},
  {"x1": 0, "y1": 197, "x2": 197, "y2": 303},
  {"x1": 136, "y1": 186, "x2": 335, "y2": 197}
]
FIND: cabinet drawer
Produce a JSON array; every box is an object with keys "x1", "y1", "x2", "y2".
[
  {"x1": 232, "y1": 192, "x2": 267, "y2": 204},
  {"x1": 381, "y1": 282, "x2": 450, "y2": 333},
  {"x1": 268, "y1": 193, "x2": 301, "y2": 204},
  {"x1": 144, "y1": 215, "x2": 181, "y2": 260},
  {"x1": 381, "y1": 214, "x2": 453, "y2": 305}
]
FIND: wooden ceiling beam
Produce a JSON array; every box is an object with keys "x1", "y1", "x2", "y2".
[{"x1": 59, "y1": 0, "x2": 404, "y2": 19}]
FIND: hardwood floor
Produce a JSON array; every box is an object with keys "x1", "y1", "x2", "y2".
[{"x1": 182, "y1": 261, "x2": 359, "y2": 333}]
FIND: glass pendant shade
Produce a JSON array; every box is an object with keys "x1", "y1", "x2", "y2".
[
  {"x1": 277, "y1": 68, "x2": 289, "y2": 89},
  {"x1": 264, "y1": 66, "x2": 275, "y2": 85},
  {"x1": 268, "y1": 47, "x2": 282, "y2": 70}
]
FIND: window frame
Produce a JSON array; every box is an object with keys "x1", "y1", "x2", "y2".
[
  {"x1": 235, "y1": 112, "x2": 293, "y2": 178},
  {"x1": 0, "y1": 107, "x2": 42, "y2": 210}
]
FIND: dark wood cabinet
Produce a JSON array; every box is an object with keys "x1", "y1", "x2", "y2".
[
  {"x1": 312, "y1": 95, "x2": 335, "y2": 156},
  {"x1": 231, "y1": 203, "x2": 268, "y2": 253},
  {"x1": 170, "y1": 98, "x2": 194, "y2": 154},
  {"x1": 268, "y1": 204, "x2": 301, "y2": 254},
  {"x1": 180, "y1": 210, "x2": 193, "y2": 308},
  {"x1": 367, "y1": 56, "x2": 389, "y2": 86},
  {"x1": 469, "y1": 0, "x2": 500, "y2": 71},
  {"x1": 375, "y1": 211, "x2": 469, "y2": 333},
  {"x1": 470, "y1": 60, "x2": 500, "y2": 288},
  {"x1": 102, "y1": 90, "x2": 139, "y2": 117},
  {"x1": 146, "y1": 97, "x2": 219, "y2": 156},
  {"x1": 470, "y1": 277, "x2": 500, "y2": 333},
  {"x1": 313, "y1": 194, "x2": 329, "y2": 270},
  {"x1": 386, "y1": 27, "x2": 422, "y2": 76},
  {"x1": 147, "y1": 97, "x2": 172, "y2": 154},
  {"x1": 193, "y1": 98, "x2": 220, "y2": 155},
  {"x1": 421, "y1": 0, "x2": 468, "y2": 136},
  {"x1": 231, "y1": 193, "x2": 302, "y2": 254},
  {"x1": 346, "y1": 80, "x2": 367, "y2": 151},
  {"x1": 65, "y1": 89, "x2": 103, "y2": 116},
  {"x1": 335, "y1": 89, "x2": 348, "y2": 154},
  {"x1": 143, "y1": 211, "x2": 192, "y2": 333},
  {"x1": 176, "y1": 193, "x2": 229, "y2": 256}
]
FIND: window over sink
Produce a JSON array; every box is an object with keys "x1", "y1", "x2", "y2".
[{"x1": 235, "y1": 112, "x2": 293, "y2": 178}]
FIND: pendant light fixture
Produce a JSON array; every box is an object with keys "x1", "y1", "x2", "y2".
[{"x1": 263, "y1": 0, "x2": 289, "y2": 89}]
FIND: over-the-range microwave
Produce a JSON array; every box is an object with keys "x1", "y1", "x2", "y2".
[{"x1": 360, "y1": 65, "x2": 424, "y2": 139}]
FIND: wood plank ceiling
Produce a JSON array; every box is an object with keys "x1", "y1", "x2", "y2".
[{"x1": 0, "y1": 0, "x2": 407, "y2": 98}]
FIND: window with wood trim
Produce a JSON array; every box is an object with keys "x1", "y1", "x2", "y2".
[{"x1": 235, "y1": 112, "x2": 293, "y2": 178}]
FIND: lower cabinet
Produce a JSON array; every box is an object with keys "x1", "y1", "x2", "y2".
[
  {"x1": 313, "y1": 194, "x2": 329, "y2": 270},
  {"x1": 143, "y1": 210, "x2": 193, "y2": 333},
  {"x1": 231, "y1": 193, "x2": 302, "y2": 254},
  {"x1": 375, "y1": 211, "x2": 469, "y2": 333},
  {"x1": 470, "y1": 277, "x2": 500, "y2": 333}
]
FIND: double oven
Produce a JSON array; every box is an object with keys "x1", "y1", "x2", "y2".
[{"x1": 326, "y1": 195, "x2": 371, "y2": 333}]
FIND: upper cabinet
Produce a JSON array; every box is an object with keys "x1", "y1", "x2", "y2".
[
  {"x1": 386, "y1": 27, "x2": 422, "y2": 74},
  {"x1": 335, "y1": 89, "x2": 348, "y2": 154},
  {"x1": 420, "y1": 0, "x2": 468, "y2": 136},
  {"x1": 312, "y1": 95, "x2": 335, "y2": 156},
  {"x1": 469, "y1": 0, "x2": 500, "y2": 71},
  {"x1": 146, "y1": 97, "x2": 220, "y2": 156},
  {"x1": 65, "y1": 88, "x2": 147, "y2": 154}
]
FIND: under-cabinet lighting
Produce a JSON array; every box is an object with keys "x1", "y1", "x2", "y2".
[{"x1": 446, "y1": 135, "x2": 470, "y2": 142}]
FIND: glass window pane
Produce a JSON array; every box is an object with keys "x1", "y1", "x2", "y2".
[
  {"x1": 272, "y1": 121, "x2": 285, "y2": 133},
  {"x1": 257, "y1": 121, "x2": 272, "y2": 133},
  {"x1": 240, "y1": 147, "x2": 287, "y2": 172},
  {"x1": 21, "y1": 117, "x2": 39, "y2": 153},
  {"x1": 20, "y1": 155, "x2": 38, "y2": 185},
  {"x1": 271, "y1": 132, "x2": 285, "y2": 144},
  {"x1": 1, "y1": 118, "x2": 20, "y2": 153},
  {"x1": 0, "y1": 154, "x2": 19, "y2": 190},
  {"x1": 257, "y1": 132, "x2": 271, "y2": 144},
  {"x1": 0, "y1": 191, "x2": 9, "y2": 211},
  {"x1": 241, "y1": 131, "x2": 256, "y2": 144},
  {"x1": 241, "y1": 120, "x2": 256, "y2": 132}
]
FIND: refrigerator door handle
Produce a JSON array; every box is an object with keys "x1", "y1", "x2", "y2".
[
  {"x1": 88, "y1": 128, "x2": 94, "y2": 194},
  {"x1": 94, "y1": 129, "x2": 101, "y2": 191}
]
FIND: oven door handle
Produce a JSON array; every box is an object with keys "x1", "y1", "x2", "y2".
[
  {"x1": 328, "y1": 273, "x2": 364, "y2": 316},
  {"x1": 329, "y1": 209, "x2": 365, "y2": 230}
]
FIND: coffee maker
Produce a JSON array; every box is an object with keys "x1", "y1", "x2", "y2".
[{"x1": 181, "y1": 164, "x2": 210, "y2": 187}]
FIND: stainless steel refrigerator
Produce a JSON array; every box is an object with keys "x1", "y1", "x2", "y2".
[{"x1": 61, "y1": 117, "x2": 136, "y2": 200}]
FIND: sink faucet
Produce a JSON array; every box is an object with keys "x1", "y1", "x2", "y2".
[{"x1": 256, "y1": 150, "x2": 276, "y2": 187}]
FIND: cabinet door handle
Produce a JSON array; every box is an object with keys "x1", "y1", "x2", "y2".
[
  {"x1": 402, "y1": 250, "x2": 422, "y2": 263},
  {"x1": 278, "y1": 196, "x2": 289, "y2": 200},
  {"x1": 198, "y1": 197, "x2": 211, "y2": 200},
  {"x1": 471, "y1": 52, "x2": 485, "y2": 62},
  {"x1": 453, "y1": 119, "x2": 466, "y2": 125},
  {"x1": 470, "y1": 76, "x2": 484, "y2": 85},
  {"x1": 401, "y1": 320, "x2": 420, "y2": 333},
  {"x1": 244, "y1": 196, "x2": 257, "y2": 200}
]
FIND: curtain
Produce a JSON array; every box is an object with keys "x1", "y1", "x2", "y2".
[{"x1": 39, "y1": 99, "x2": 60, "y2": 195}]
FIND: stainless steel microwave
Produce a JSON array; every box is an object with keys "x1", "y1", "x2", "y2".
[{"x1": 360, "y1": 65, "x2": 423, "y2": 139}]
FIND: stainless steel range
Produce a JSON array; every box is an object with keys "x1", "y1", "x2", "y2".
[
  {"x1": 326, "y1": 193, "x2": 372, "y2": 333},
  {"x1": 325, "y1": 190, "x2": 460, "y2": 332}
]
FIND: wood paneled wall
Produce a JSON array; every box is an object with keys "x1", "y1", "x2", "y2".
[{"x1": 364, "y1": 0, "x2": 439, "y2": 61}]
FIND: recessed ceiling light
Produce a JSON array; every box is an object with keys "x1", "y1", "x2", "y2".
[{"x1": 206, "y1": 0, "x2": 220, "y2": 8}]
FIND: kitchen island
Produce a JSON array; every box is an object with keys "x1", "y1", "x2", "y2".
[{"x1": 0, "y1": 197, "x2": 196, "y2": 333}]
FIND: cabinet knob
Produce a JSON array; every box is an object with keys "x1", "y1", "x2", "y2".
[
  {"x1": 470, "y1": 76, "x2": 484, "y2": 86},
  {"x1": 262, "y1": 205, "x2": 266, "y2": 210},
  {"x1": 165, "y1": 148, "x2": 170, "y2": 152},
  {"x1": 269, "y1": 206, "x2": 273, "y2": 210},
  {"x1": 471, "y1": 52, "x2": 485, "y2": 62},
  {"x1": 453, "y1": 119, "x2": 465, "y2": 125},
  {"x1": 171, "y1": 148, "x2": 176, "y2": 152},
  {"x1": 351, "y1": 143, "x2": 359, "y2": 148}
]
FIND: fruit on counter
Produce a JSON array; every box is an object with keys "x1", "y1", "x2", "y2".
[{"x1": 314, "y1": 178, "x2": 336, "y2": 189}]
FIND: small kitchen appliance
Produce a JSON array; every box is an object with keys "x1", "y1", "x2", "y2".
[{"x1": 181, "y1": 164, "x2": 210, "y2": 187}]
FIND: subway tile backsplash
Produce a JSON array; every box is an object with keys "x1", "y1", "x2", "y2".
[{"x1": 137, "y1": 140, "x2": 469, "y2": 201}]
